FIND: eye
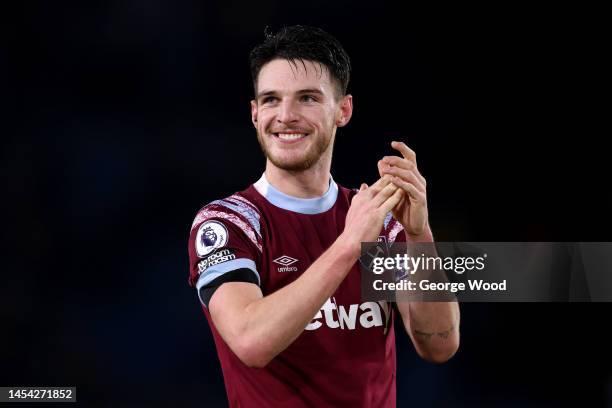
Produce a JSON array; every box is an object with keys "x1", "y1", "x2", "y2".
[
  {"x1": 300, "y1": 94, "x2": 317, "y2": 103},
  {"x1": 261, "y1": 96, "x2": 278, "y2": 104}
]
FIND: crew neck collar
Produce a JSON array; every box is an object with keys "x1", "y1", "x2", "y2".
[{"x1": 253, "y1": 173, "x2": 338, "y2": 214}]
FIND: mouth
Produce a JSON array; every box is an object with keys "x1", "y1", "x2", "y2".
[{"x1": 272, "y1": 132, "x2": 309, "y2": 143}]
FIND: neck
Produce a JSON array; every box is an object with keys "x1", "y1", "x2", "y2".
[{"x1": 264, "y1": 152, "x2": 332, "y2": 198}]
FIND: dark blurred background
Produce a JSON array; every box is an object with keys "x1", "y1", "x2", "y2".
[{"x1": 3, "y1": 1, "x2": 611, "y2": 407}]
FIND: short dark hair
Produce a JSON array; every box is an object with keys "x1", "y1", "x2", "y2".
[{"x1": 249, "y1": 25, "x2": 351, "y2": 99}]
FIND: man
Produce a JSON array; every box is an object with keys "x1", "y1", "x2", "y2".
[{"x1": 188, "y1": 25, "x2": 459, "y2": 407}]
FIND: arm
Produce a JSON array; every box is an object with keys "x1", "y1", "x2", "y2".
[
  {"x1": 396, "y1": 226, "x2": 460, "y2": 364},
  {"x1": 379, "y1": 141, "x2": 460, "y2": 363},
  {"x1": 208, "y1": 177, "x2": 404, "y2": 368},
  {"x1": 397, "y1": 299, "x2": 460, "y2": 364}
]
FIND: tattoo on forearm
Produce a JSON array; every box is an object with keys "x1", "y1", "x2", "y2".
[{"x1": 414, "y1": 324, "x2": 455, "y2": 341}]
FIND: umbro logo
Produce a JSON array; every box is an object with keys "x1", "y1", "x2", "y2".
[
  {"x1": 273, "y1": 255, "x2": 299, "y2": 272},
  {"x1": 273, "y1": 255, "x2": 298, "y2": 266}
]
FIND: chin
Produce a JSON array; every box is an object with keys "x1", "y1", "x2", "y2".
[
  {"x1": 270, "y1": 158, "x2": 314, "y2": 172},
  {"x1": 258, "y1": 134, "x2": 330, "y2": 172}
]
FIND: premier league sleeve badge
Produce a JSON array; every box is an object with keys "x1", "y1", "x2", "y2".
[{"x1": 195, "y1": 220, "x2": 229, "y2": 257}]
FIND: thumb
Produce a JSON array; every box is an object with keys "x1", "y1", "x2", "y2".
[
  {"x1": 377, "y1": 160, "x2": 386, "y2": 178},
  {"x1": 360, "y1": 183, "x2": 368, "y2": 191}
]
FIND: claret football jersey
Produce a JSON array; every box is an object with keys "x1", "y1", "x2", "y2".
[{"x1": 188, "y1": 174, "x2": 406, "y2": 407}]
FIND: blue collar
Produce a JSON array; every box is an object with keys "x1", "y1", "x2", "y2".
[{"x1": 253, "y1": 173, "x2": 338, "y2": 214}]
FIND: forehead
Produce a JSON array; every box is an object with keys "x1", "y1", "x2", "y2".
[{"x1": 257, "y1": 59, "x2": 334, "y2": 94}]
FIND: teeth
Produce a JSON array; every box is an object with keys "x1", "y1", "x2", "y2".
[{"x1": 277, "y1": 133, "x2": 306, "y2": 140}]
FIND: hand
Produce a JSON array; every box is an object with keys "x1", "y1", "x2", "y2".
[
  {"x1": 377, "y1": 141, "x2": 430, "y2": 237},
  {"x1": 342, "y1": 175, "x2": 404, "y2": 250}
]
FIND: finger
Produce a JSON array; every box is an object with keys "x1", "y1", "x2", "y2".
[
  {"x1": 372, "y1": 182, "x2": 400, "y2": 208},
  {"x1": 352, "y1": 183, "x2": 368, "y2": 203},
  {"x1": 384, "y1": 167, "x2": 425, "y2": 192},
  {"x1": 391, "y1": 141, "x2": 416, "y2": 164},
  {"x1": 380, "y1": 188, "x2": 404, "y2": 214},
  {"x1": 382, "y1": 156, "x2": 419, "y2": 175},
  {"x1": 382, "y1": 156, "x2": 426, "y2": 186},
  {"x1": 395, "y1": 194, "x2": 407, "y2": 210},
  {"x1": 392, "y1": 176, "x2": 424, "y2": 203},
  {"x1": 368, "y1": 175, "x2": 393, "y2": 196}
]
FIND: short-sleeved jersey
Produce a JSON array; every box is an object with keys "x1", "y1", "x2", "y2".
[{"x1": 188, "y1": 174, "x2": 406, "y2": 408}]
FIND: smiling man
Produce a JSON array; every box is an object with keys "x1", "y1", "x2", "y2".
[{"x1": 188, "y1": 25, "x2": 459, "y2": 407}]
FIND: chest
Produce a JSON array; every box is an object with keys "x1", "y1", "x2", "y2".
[{"x1": 258, "y1": 206, "x2": 362, "y2": 298}]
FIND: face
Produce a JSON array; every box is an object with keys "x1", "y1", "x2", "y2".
[{"x1": 251, "y1": 59, "x2": 352, "y2": 172}]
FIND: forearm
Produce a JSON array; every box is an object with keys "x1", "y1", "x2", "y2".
[
  {"x1": 396, "y1": 227, "x2": 460, "y2": 363},
  {"x1": 238, "y1": 233, "x2": 359, "y2": 365},
  {"x1": 397, "y1": 300, "x2": 460, "y2": 363}
]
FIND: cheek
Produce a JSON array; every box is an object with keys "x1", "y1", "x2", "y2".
[
  {"x1": 259, "y1": 108, "x2": 276, "y2": 123},
  {"x1": 255, "y1": 113, "x2": 272, "y2": 132},
  {"x1": 304, "y1": 107, "x2": 333, "y2": 127}
]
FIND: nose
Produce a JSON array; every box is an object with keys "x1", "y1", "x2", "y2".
[{"x1": 276, "y1": 99, "x2": 299, "y2": 124}]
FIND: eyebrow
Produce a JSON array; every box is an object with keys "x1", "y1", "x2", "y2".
[
  {"x1": 256, "y1": 88, "x2": 324, "y2": 99},
  {"x1": 297, "y1": 88, "x2": 324, "y2": 95}
]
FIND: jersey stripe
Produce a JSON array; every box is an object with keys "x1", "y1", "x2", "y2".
[
  {"x1": 214, "y1": 197, "x2": 262, "y2": 239},
  {"x1": 383, "y1": 212, "x2": 393, "y2": 230},
  {"x1": 388, "y1": 221, "x2": 404, "y2": 243},
  {"x1": 196, "y1": 258, "x2": 260, "y2": 306},
  {"x1": 192, "y1": 209, "x2": 262, "y2": 252}
]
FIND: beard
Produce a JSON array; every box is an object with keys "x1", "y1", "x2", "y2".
[{"x1": 256, "y1": 130, "x2": 333, "y2": 172}]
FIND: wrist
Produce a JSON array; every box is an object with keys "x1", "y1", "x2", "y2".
[
  {"x1": 405, "y1": 224, "x2": 434, "y2": 243},
  {"x1": 335, "y1": 232, "x2": 362, "y2": 260}
]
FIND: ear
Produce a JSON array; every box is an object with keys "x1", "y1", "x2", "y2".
[
  {"x1": 335, "y1": 94, "x2": 353, "y2": 127},
  {"x1": 250, "y1": 100, "x2": 258, "y2": 127}
]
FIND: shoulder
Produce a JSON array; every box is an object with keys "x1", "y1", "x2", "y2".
[
  {"x1": 190, "y1": 189, "x2": 264, "y2": 253},
  {"x1": 187, "y1": 188, "x2": 264, "y2": 290}
]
